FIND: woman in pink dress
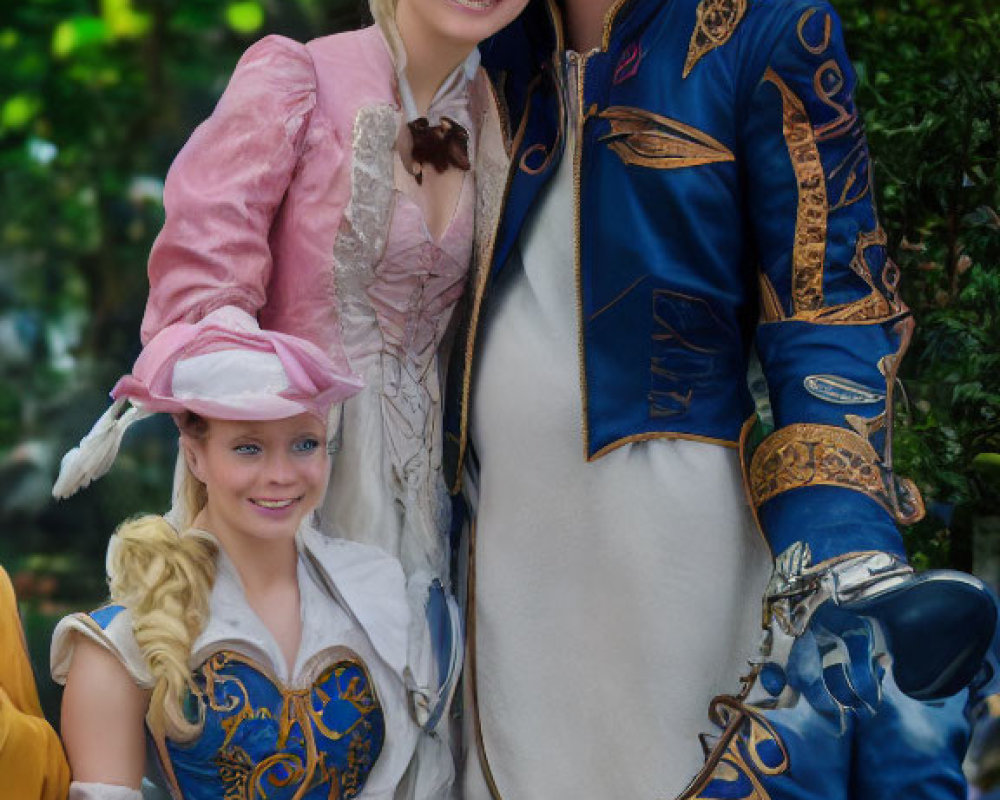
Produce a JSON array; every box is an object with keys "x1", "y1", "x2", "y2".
[{"x1": 136, "y1": 0, "x2": 526, "y2": 723}]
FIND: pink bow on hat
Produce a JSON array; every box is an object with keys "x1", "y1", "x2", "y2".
[{"x1": 52, "y1": 307, "x2": 363, "y2": 499}]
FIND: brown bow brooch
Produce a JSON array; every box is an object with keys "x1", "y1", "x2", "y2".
[{"x1": 407, "y1": 116, "x2": 470, "y2": 185}]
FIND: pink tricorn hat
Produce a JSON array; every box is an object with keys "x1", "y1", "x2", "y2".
[
  {"x1": 52, "y1": 307, "x2": 363, "y2": 498},
  {"x1": 112, "y1": 306, "x2": 362, "y2": 421}
]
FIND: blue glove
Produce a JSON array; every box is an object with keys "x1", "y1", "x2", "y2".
[{"x1": 758, "y1": 542, "x2": 995, "y2": 724}]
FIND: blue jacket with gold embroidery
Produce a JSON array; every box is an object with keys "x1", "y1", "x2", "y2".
[{"x1": 444, "y1": 0, "x2": 923, "y2": 564}]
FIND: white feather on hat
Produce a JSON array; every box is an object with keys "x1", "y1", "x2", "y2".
[{"x1": 51, "y1": 398, "x2": 153, "y2": 499}]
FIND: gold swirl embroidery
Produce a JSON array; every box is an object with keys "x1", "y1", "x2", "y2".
[
  {"x1": 796, "y1": 7, "x2": 832, "y2": 54},
  {"x1": 199, "y1": 653, "x2": 273, "y2": 752},
  {"x1": 679, "y1": 695, "x2": 788, "y2": 799},
  {"x1": 791, "y1": 226, "x2": 903, "y2": 324},
  {"x1": 749, "y1": 423, "x2": 923, "y2": 523},
  {"x1": 253, "y1": 750, "x2": 309, "y2": 798},
  {"x1": 813, "y1": 59, "x2": 856, "y2": 143},
  {"x1": 764, "y1": 68, "x2": 828, "y2": 314},
  {"x1": 827, "y1": 139, "x2": 870, "y2": 211},
  {"x1": 683, "y1": 0, "x2": 749, "y2": 79},
  {"x1": 598, "y1": 106, "x2": 735, "y2": 169},
  {"x1": 192, "y1": 653, "x2": 383, "y2": 800},
  {"x1": 309, "y1": 665, "x2": 380, "y2": 741},
  {"x1": 342, "y1": 734, "x2": 377, "y2": 798},
  {"x1": 519, "y1": 142, "x2": 551, "y2": 175},
  {"x1": 800, "y1": 10, "x2": 870, "y2": 211},
  {"x1": 212, "y1": 746, "x2": 254, "y2": 800}
]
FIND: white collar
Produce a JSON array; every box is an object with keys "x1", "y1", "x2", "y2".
[
  {"x1": 190, "y1": 522, "x2": 409, "y2": 687},
  {"x1": 396, "y1": 49, "x2": 481, "y2": 124},
  {"x1": 377, "y1": 22, "x2": 480, "y2": 124}
]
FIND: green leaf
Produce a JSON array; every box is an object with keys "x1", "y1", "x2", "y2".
[
  {"x1": 972, "y1": 453, "x2": 1000, "y2": 479},
  {"x1": 225, "y1": 1, "x2": 265, "y2": 35},
  {"x1": 51, "y1": 17, "x2": 109, "y2": 58},
  {"x1": 1, "y1": 94, "x2": 41, "y2": 132},
  {"x1": 100, "y1": 0, "x2": 152, "y2": 39}
]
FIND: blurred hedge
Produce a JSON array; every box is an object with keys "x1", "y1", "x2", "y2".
[{"x1": 1, "y1": 0, "x2": 368, "y2": 728}]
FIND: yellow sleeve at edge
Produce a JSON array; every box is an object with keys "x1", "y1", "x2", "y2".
[{"x1": 0, "y1": 566, "x2": 71, "y2": 800}]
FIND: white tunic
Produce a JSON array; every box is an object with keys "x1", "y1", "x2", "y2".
[{"x1": 462, "y1": 62, "x2": 773, "y2": 799}]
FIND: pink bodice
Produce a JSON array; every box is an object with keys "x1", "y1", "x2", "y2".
[
  {"x1": 354, "y1": 178, "x2": 473, "y2": 368},
  {"x1": 320, "y1": 143, "x2": 475, "y2": 582}
]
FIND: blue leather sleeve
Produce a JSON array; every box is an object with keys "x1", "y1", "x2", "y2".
[{"x1": 740, "y1": 1, "x2": 922, "y2": 563}]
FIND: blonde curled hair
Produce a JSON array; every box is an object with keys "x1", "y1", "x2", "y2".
[{"x1": 107, "y1": 416, "x2": 217, "y2": 742}]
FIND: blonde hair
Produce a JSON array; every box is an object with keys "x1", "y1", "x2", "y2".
[
  {"x1": 369, "y1": 0, "x2": 397, "y2": 34},
  {"x1": 369, "y1": 0, "x2": 404, "y2": 59},
  {"x1": 107, "y1": 418, "x2": 217, "y2": 742}
]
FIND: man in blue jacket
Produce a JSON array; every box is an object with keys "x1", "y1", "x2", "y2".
[{"x1": 444, "y1": 0, "x2": 994, "y2": 797}]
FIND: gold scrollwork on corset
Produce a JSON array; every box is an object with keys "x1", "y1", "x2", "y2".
[
  {"x1": 213, "y1": 746, "x2": 254, "y2": 800},
  {"x1": 598, "y1": 106, "x2": 735, "y2": 169},
  {"x1": 199, "y1": 653, "x2": 273, "y2": 752},
  {"x1": 192, "y1": 653, "x2": 383, "y2": 800},
  {"x1": 764, "y1": 68, "x2": 828, "y2": 314},
  {"x1": 749, "y1": 423, "x2": 924, "y2": 524},
  {"x1": 679, "y1": 695, "x2": 788, "y2": 799},
  {"x1": 683, "y1": 0, "x2": 749, "y2": 79}
]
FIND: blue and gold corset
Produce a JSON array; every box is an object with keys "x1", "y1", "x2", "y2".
[{"x1": 156, "y1": 650, "x2": 385, "y2": 800}]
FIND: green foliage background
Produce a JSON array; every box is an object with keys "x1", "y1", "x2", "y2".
[
  {"x1": 0, "y1": 0, "x2": 368, "y2": 726},
  {"x1": 0, "y1": 0, "x2": 997, "y2": 725}
]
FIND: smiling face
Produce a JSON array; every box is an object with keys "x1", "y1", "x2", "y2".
[
  {"x1": 394, "y1": 0, "x2": 530, "y2": 66},
  {"x1": 182, "y1": 414, "x2": 329, "y2": 546}
]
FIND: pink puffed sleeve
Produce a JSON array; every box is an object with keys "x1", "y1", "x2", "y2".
[{"x1": 140, "y1": 35, "x2": 317, "y2": 344}]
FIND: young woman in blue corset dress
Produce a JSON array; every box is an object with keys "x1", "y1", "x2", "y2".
[{"x1": 51, "y1": 308, "x2": 454, "y2": 800}]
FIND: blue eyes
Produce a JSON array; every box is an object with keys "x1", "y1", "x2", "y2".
[
  {"x1": 292, "y1": 438, "x2": 321, "y2": 454},
  {"x1": 231, "y1": 438, "x2": 322, "y2": 456}
]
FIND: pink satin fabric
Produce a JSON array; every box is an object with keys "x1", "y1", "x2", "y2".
[{"x1": 141, "y1": 26, "x2": 484, "y2": 359}]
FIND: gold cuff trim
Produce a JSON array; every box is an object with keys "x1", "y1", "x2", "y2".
[{"x1": 750, "y1": 423, "x2": 924, "y2": 524}]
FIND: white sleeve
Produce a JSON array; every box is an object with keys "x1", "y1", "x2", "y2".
[
  {"x1": 69, "y1": 782, "x2": 142, "y2": 800},
  {"x1": 50, "y1": 607, "x2": 154, "y2": 689}
]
